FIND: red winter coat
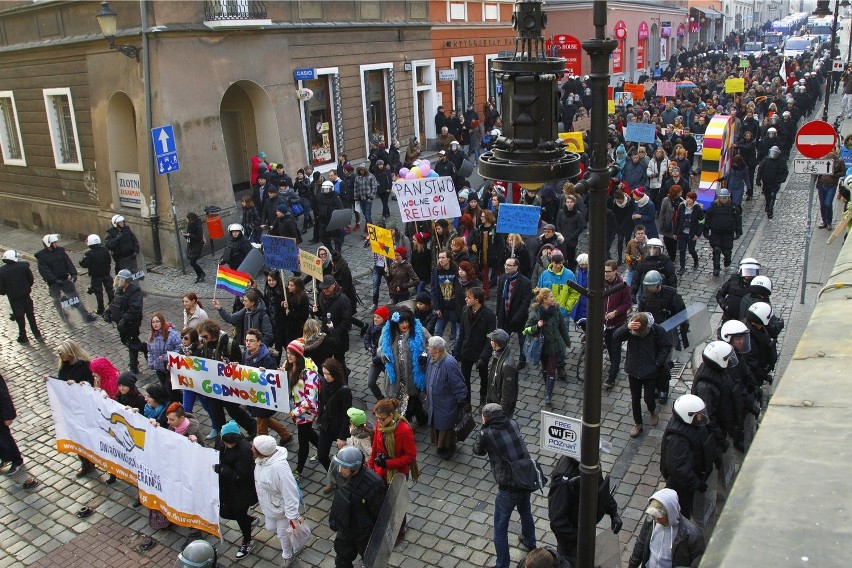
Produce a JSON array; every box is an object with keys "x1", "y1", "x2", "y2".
[{"x1": 368, "y1": 418, "x2": 417, "y2": 481}]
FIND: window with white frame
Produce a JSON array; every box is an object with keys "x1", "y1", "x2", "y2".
[
  {"x1": 42, "y1": 88, "x2": 83, "y2": 170},
  {"x1": 449, "y1": 1, "x2": 467, "y2": 21},
  {"x1": 484, "y1": 3, "x2": 499, "y2": 21},
  {"x1": 0, "y1": 92, "x2": 26, "y2": 166}
]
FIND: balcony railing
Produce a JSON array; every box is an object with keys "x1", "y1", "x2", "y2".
[{"x1": 204, "y1": 0, "x2": 267, "y2": 22}]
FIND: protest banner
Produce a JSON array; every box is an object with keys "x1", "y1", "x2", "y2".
[
  {"x1": 572, "y1": 115, "x2": 591, "y2": 132},
  {"x1": 614, "y1": 91, "x2": 632, "y2": 107},
  {"x1": 393, "y1": 176, "x2": 461, "y2": 222},
  {"x1": 656, "y1": 81, "x2": 676, "y2": 96},
  {"x1": 47, "y1": 380, "x2": 220, "y2": 536},
  {"x1": 299, "y1": 249, "x2": 323, "y2": 281},
  {"x1": 261, "y1": 235, "x2": 300, "y2": 271},
  {"x1": 623, "y1": 83, "x2": 645, "y2": 101},
  {"x1": 367, "y1": 223, "x2": 395, "y2": 259},
  {"x1": 495, "y1": 203, "x2": 542, "y2": 235},
  {"x1": 168, "y1": 352, "x2": 286, "y2": 411},
  {"x1": 558, "y1": 131, "x2": 585, "y2": 153},
  {"x1": 725, "y1": 78, "x2": 745, "y2": 93},
  {"x1": 625, "y1": 123, "x2": 657, "y2": 144}
]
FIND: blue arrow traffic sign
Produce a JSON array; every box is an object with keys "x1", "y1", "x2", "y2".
[{"x1": 151, "y1": 125, "x2": 176, "y2": 157}]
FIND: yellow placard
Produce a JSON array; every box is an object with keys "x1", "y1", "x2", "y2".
[
  {"x1": 366, "y1": 223, "x2": 395, "y2": 259},
  {"x1": 725, "y1": 78, "x2": 745, "y2": 93},
  {"x1": 607, "y1": 100, "x2": 615, "y2": 114},
  {"x1": 559, "y1": 131, "x2": 585, "y2": 153},
  {"x1": 298, "y1": 249, "x2": 324, "y2": 281}
]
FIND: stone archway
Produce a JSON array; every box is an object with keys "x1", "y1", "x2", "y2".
[{"x1": 219, "y1": 80, "x2": 282, "y2": 193}]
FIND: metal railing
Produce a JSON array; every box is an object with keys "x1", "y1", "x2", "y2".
[{"x1": 204, "y1": 0, "x2": 267, "y2": 21}]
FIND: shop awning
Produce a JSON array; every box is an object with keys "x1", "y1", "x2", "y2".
[{"x1": 692, "y1": 6, "x2": 724, "y2": 19}]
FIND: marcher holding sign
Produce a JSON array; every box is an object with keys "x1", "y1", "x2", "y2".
[
  {"x1": 394, "y1": 177, "x2": 462, "y2": 222},
  {"x1": 47, "y1": 380, "x2": 221, "y2": 536}
]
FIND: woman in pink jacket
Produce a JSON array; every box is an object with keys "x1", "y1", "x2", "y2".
[{"x1": 284, "y1": 339, "x2": 319, "y2": 478}]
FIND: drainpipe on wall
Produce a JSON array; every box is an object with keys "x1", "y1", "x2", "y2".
[{"x1": 140, "y1": 0, "x2": 162, "y2": 265}]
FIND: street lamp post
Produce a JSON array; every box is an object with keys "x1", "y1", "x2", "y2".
[{"x1": 573, "y1": 3, "x2": 617, "y2": 567}]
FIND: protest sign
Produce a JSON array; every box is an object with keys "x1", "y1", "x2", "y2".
[
  {"x1": 261, "y1": 235, "x2": 299, "y2": 271},
  {"x1": 47, "y1": 380, "x2": 220, "y2": 536},
  {"x1": 625, "y1": 123, "x2": 657, "y2": 144},
  {"x1": 299, "y1": 249, "x2": 323, "y2": 281},
  {"x1": 739, "y1": 59, "x2": 750, "y2": 68},
  {"x1": 725, "y1": 78, "x2": 745, "y2": 93},
  {"x1": 558, "y1": 131, "x2": 585, "y2": 153},
  {"x1": 614, "y1": 91, "x2": 632, "y2": 107},
  {"x1": 168, "y1": 352, "x2": 286, "y2": 411},
  {"x1": 572, "y1": 115, "x2": 591, "y2": 132},
  {"x1": 656, "y1": 81, "x2": 676, "y2": 96},
  {"x1": 367, "y1": 223, "x2": 395, "y2": 259},
  {"x1": 694, "y1": 134, "x2": 705, "y2": 156},
  {"x1": 623, "y1": 83, "x2": 645, "y2": 101},
  {"x1": 394, "y1": 176, "x2": 461, "y2": 222},
  {"x1": 495, "y1": 203, "x2": 542, "y2": 235},
  {"x1": 607, "y1": 100, "x2": 615, "y2": 114}
]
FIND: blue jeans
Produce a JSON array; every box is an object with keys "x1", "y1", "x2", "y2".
[
  {"x1": 434, "y1": 309, "x2": 459, "y2": 339},
  {"x1": 371, "y1": 266, "x2": 385, "y2": 305},
  {"x1": 817, "y1": 183, "x2": 837, "y2": 226},
  {"x1": 183, "y1": 391, "x2": 219, "y2": 430},
  {"x1": 360, "y1": 198, "x2": 374, "y2": 225},
  {"x1": 494, "y1": 488, "x2": 536, "y2": 568}
]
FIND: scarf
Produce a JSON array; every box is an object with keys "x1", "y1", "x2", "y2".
[
  {"x1": 379, "y1": 411, "x2": 419, "y2": 483},
  {"x1": 173, "y1": 417, "x2": 191, "y2": 436},
  {"x1": 636, "y1": 194, "x2": 650, "y2": 208},
  {"x1": 380, "y1": 319, "x2": 427, "y2": 390},
  {"x1": 503, "y1": 271, "x2": 519, "y2": 313}
]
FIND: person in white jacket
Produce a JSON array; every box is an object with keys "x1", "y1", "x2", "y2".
[
  {"x1": 252, "y1": 435, "x2": 305, "y2": 567},
  {"x1": 645, "y1": 147, "x2": 671, "y2": 205}
]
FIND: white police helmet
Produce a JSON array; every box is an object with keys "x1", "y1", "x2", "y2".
[{"x1": 86, "y1": 234, "x2": 101, "y2": 246}]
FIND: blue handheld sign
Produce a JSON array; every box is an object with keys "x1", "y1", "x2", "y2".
[
  {"x1": 261, "y1": 235, "x2": 300, "y2": 271},
  {"x1": 495, "y1": 203, "x2": 542, "y2": 236}
]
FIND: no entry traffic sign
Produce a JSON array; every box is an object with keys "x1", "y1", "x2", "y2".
[{"x1": 796, "y1": 120, "x2": 837, "y2": 159}]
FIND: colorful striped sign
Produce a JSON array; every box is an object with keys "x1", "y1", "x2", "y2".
[{"x1": 216, "y1": 265, "x2": 251, "y2": 297}]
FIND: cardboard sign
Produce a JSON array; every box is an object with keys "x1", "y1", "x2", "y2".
[
  {"x1": 572, "y1": 116, "x2": 592, "y2": 132},
  {"x1": 625, "y1": 122, "x2": 657, "y2": 144},
  {"x1": 725, "y1": 78, "x2": 745, "y2": 93},
  {"x1": 367, "y1": 223, "x2": 395, "y2": 259},
  {"x1": 261, "y1": 235, "x2": 300, "y2": 271},
  {"x1": 47, "y1": 381, "x2": 221, "y2": 536},
  {"x1": 623, "y1": 83, "x2": 645, "y2": 100},
  {"x1": 607, "y1": 100, "x2": 616, "y2": 114},
  {"x1": 740, "y1": 59, "x2": 750, "y2": 68},
  {"x1": 299, "y1": 249, "x2": 324, "y2": 281},
  {"x1": 656, "y1": 81, "x2": 677, "y2": 97},
  {"x1": 495, "y1": 203, "x2": 542, "y2": 235},
  {"x1": 393, "y1": 177, "x2": 462, "y2": 222}
]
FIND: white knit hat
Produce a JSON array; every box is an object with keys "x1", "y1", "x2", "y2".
[{"x1": 253, "y1": 435, "x2": 277, "y2": 457}]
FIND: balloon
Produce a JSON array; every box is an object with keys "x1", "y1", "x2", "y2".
[
  {"x1": 420, "y1": 160, "x2": 430, "y2": 169},
  {"x1": 399, "y1": 167, "x2": 409, "y2": 177},
  {"x1": 405, "y1": 171, "x2": 417, "y2": 179},
  {"x1": 429, "y1": 171, "x2": 439, "y2": 178},
  {"x1": 419, "y1": 162, "x2": 431, "y2": 175},
  {"x1": 415, "y1": 169, "x2": 424, "y2": 178}
]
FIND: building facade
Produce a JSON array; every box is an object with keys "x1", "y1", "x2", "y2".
[
  {"x1": 0, "y1": 0, "x2": 518, "y2": 266},
  {"x1": 545, "y1": 1, "x2": 689, "y2": 83}
]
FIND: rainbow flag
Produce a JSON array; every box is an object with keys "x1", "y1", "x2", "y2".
[{"x1": 216, "y1": 266, "x2": 251, "y2": 297}]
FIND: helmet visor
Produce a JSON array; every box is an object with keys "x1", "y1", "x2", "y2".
[
  {"x1": 729, "y1": 332, "x2": 751, "y2": 354},
  {"x1": 726, "y1": 349, "x2": 739, "y2": 369}
]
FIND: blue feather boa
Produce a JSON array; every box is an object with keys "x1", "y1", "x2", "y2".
[{"x1": 380, "y1": 319, "x2": 427, "y2": 391}]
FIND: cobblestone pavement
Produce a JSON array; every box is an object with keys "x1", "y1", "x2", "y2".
[{"x1": 0, "y1": 99, "x2": 847, "y2": 566}]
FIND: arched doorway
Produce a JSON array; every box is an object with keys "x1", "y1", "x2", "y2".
[
  {"x1": 219, "y1": 81, "x2": 282, "y2": 193},
  {"x1": 735, "y1": 13, "x2": 743, "y2": 30},
  {"x1": 106, "y1": 92, "x2": 140, "y2": 210}
]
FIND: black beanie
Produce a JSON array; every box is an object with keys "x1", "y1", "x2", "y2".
[{"x1": 117, "y1": 371, "x2": 137, "y2": 388}]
